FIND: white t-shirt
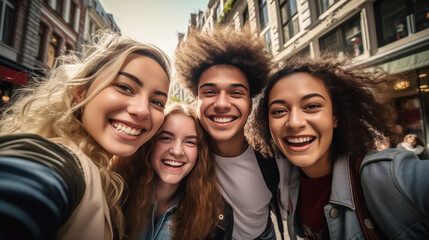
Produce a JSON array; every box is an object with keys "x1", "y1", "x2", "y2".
[{"x1": 215, "y1": 145, "x2": 272, "y2": 240}]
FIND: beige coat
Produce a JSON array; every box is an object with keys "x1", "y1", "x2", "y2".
[{"x1": 53, "y1": 138, "x2": 113, "y2": 240}]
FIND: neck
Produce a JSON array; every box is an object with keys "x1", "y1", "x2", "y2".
[
  {"x1": 212, "y1": 132, "x2": 248, "y2": 157},
  {"x1": 301, "y1": 151, "x2": 333, "y2": 178},
  {"x1": 154, "y1": 180, "x2": 179, "y2": 204},
  {"x1": 153, "y1": 179, "x2": 179, "y2": 222}
]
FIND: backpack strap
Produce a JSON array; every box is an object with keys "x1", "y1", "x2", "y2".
[
  {"x1": 255, "y1": 151, "x2": 285, "y2": 240},
  {"x1": 349, "y1": 155, "x2": 386, "y2": 240}
]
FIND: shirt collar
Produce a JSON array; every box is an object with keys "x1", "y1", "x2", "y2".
[{"x1": 329, "y1": 154, "x2": 355, "y2": 210}]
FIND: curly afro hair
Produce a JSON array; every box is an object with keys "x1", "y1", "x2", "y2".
[
  {"x1": 174, "y1": 25, "x2": 273, "y2": 99},
  {"x1": 250, "y1": 55, "x2": 398, "y2": 159}
]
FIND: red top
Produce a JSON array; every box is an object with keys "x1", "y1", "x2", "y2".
[{"x1": 298, "y1": 172, "x2": 332, "y2": 240}]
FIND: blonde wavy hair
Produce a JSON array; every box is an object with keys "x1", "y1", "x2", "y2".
[
  {"x1": 113, "y1": 102, "x2": 224, "y2": 240},
  {"x1": 0, "y1": 29, "x2": 171, "y2": 238}
]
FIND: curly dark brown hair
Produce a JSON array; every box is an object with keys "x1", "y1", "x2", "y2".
[
  {"x1": 250, "y1": 56, "x2": 398, "y2": 160},
  {"x1": 174, "y1": 25, "x2": 273, "y2": 98}
]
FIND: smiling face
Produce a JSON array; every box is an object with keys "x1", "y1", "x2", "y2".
[
  {"x1": 196, "y1": 64, "x2": 251, "y2": 155},
  {"x1": 76, "y1": 53, "x2": 169, "y2": 157},
  {"x1": 404, "y1": 134, "x2": 416, "y2": 146},
  {"x1": 268, "y1": 72, "x2": 337, "y2": 178},
  {"x1": 150, "y1": 113, "x2": 198, "y2": 187}
]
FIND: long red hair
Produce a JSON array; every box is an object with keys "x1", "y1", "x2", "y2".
[{"x1": 112, "y1": 102, "x2": 224, "y2": 239}]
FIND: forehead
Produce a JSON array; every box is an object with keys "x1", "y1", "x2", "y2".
[
  {"x1": 269, "y1": 72, "x2": 330, "y2": 101},
  {"x1": 198, "y1": 64, "x2": 249, "y2": 89},
  {"x1": 161, "y1": 113, "x2": 196, "y2": 133},
  {"x1": 121, "y1": 54, "x2": 169, "y2": 90}
]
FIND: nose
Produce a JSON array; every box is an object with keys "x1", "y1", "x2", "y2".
[
  {"x1": 286, "y1": 108, "x2": 306, "y2": 129},
  {"x1": 169, "y1": 141, "x2": 184, "y2": 157},
  {"x1": 128, "y1": 97, "x2": 150, "y2": 119},
  {"x1": 213, "y1": 91, "x2": 231, "y2": 112}
]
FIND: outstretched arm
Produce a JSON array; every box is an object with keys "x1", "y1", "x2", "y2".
[{"x1": 0, "y1": 134, "x2": 85, "y2": 240}]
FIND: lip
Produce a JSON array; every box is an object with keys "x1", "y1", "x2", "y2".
[
  {"x1": 283, "y1": 135, "x2": 315, "y2": 152},
  {"x1": 161, "y1": 158, "x2": 185, "y2": 170},
  {"x1": 207, "y1": 114, "x2": 237, "y2": 125}
]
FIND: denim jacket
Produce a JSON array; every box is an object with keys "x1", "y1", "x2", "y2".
[
  {"x1": 360, "y1": 149, "x2": 429, "y2": 239},
  {"x1": 139, "y1": 199, "x2": 178, "y2": 240},
  {"x1": 285, "y1": 149, "x2": 429, "y2": 240}
]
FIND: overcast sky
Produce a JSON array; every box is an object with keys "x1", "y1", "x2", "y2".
[{"x1": 99, "y1": 0, "x2": 209, "y2": 60}]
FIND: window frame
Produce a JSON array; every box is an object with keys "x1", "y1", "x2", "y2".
[
  {"x1": 0, "y1": 0, "x2": 15, "y2": 45},
  {"x1": 259, "y1": 0, "x2": 269, "y2": 29},
  {"x1": 279, "y1": 0, "x2": 300, "y2": 44},
  {"x1": 374, "y1": 0, "x2": 429, "y2": 47},
  {"x1": 319, "y1": 14, "x2": 363, "y2": 57}
]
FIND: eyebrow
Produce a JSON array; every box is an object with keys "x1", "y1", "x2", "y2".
[
  {"x1": 159, "y1": 130, "x2": 198, "y2": 139},
  {"x1": 199, "y1": 83, "x2": 249, "y2": 92},
  {"x1": 269, "y1": 93, "x2": 327, "y2": 107},
  {"x1": 118, "y1": 71, "x2": 168, "y2": 98},
  {"x1": 118, "y1": 71, "x2": 142, "y2": 86}
]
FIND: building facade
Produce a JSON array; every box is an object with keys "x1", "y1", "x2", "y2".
[
  {"x1": 0, "y1": 0, "x2": 119, "y2": 107},
  {"x1": 83, "y1": 0, "x2": 120, "y2": 48},
  {"x1": 184, "y1": 0, "x2": 429, "y2": 147}
]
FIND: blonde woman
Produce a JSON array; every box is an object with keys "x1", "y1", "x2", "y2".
[{"x1": 0, "y1": 30, "x2": 170, "y2": 240}]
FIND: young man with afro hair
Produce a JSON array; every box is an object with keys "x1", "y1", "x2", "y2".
[{"x1": 175, "y1": 25, "x2": 288, "y2": 240}]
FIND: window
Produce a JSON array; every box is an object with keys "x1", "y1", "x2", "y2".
[
  {"x1": 259, "y1": 0, "x2": 269, "y2": 29},
  {"x1": 320, "y1": 14, "x2": 363, "y2": 57},
  {"x1": 55, "y1": 0, "x2": 63, "y2": 16},
  {"x1": 296, "y1": 46, "x2": 310, "y2": 57},
  {"x1": 36, "y1": 24, "x2": 46, "y2": 61},
  {"x1": 216, "y1": 3, "x2": 222, "y2": 23},
  {"x1": 47, "y1": 34, "x2": 59, "y2": 68},
  {"x1": 242, "y1": 6, "x2": 249, "y2": 27},
  {"x1": 264, "y1": 29, "x2": 272, "y2": 53},
  {"x1": 0, "y1": 0, "x2": 15, "y2": 45},
  {"x1": 280, "y1": 0, "x2": 299, "y2": 43},
  {"x1": 374, "y1": 0, "x2": 429, "y2": 47},
  {"x1": 69, "y1": 1, "x2": 76, "y2": 27},
  {"x1": 0, "y1": 81, "x2": 12, "y2": 105},
  {"x1": 316, "y1": 0, "x2": 339, "y2": 15},
  {"x1": 65, "y1": 43, "x2": 73, "y2": 54}
]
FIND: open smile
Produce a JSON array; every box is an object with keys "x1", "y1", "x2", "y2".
[
  {"x1": 162, "y1": 159, "x2": 185, "y2": 168},
  {"x1": 111, "y1": 120, "x2": 145, "y2": 136},
  {"x1": 210, "y1": 116, "x2": 236, "y2": 123},
  {"x1": 284, "y1": 136, "x2": 316, "y2": 152}
]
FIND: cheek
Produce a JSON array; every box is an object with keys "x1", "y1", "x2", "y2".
[
  {"x1": 150, "y1": 144, "x2": 163, "y2": 165},
  {"x1": 152, "y1": 111, "x2": 165, "y2": 129},
  {"x1": 187, "y1": 149, "x2": 198, "y2": 166},
  {"x1": 269, "y1": 119, "x2": 281, "y2": 140}
]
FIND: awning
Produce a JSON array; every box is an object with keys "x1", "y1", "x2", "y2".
[
  {"x1": 377, "y1": 48, "x2": 429, "y2": 74},
  {"x1": 0, "y1": 65, "x2": 29, "y2": 85}
]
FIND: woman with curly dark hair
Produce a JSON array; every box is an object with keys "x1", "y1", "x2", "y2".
[{"x1": 251, "y1": 56, "x2": 429, "y2": 240}]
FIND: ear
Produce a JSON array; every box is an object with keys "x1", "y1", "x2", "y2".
[
  {"x1": 74, "y1": 86, "x2": 87, "y2": 103},
  {"x1": 333, "y1": 115, "x2": 338, "y2": 128}
]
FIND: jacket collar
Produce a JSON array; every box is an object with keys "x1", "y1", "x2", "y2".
[{"x1": 329, "y1": 154, "x2": 355, "y2": 210}]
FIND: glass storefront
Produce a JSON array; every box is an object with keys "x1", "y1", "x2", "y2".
[{"x1": 378, "y1": 65, "x2": 429, "y2": 149}]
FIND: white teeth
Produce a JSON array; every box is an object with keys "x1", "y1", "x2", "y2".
[
  {"x1": 112, "y1": 121, "x2": 142, "y2": 136},
  {"x1": 287, "y1": 137, "x2": 313, "y2": 143},
  {"x1": 163, "y1": 160, "x2": 184, "y2": 167},
  {"x1": 213, "y1": 117, "x2": 234, "y2": 123}
]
